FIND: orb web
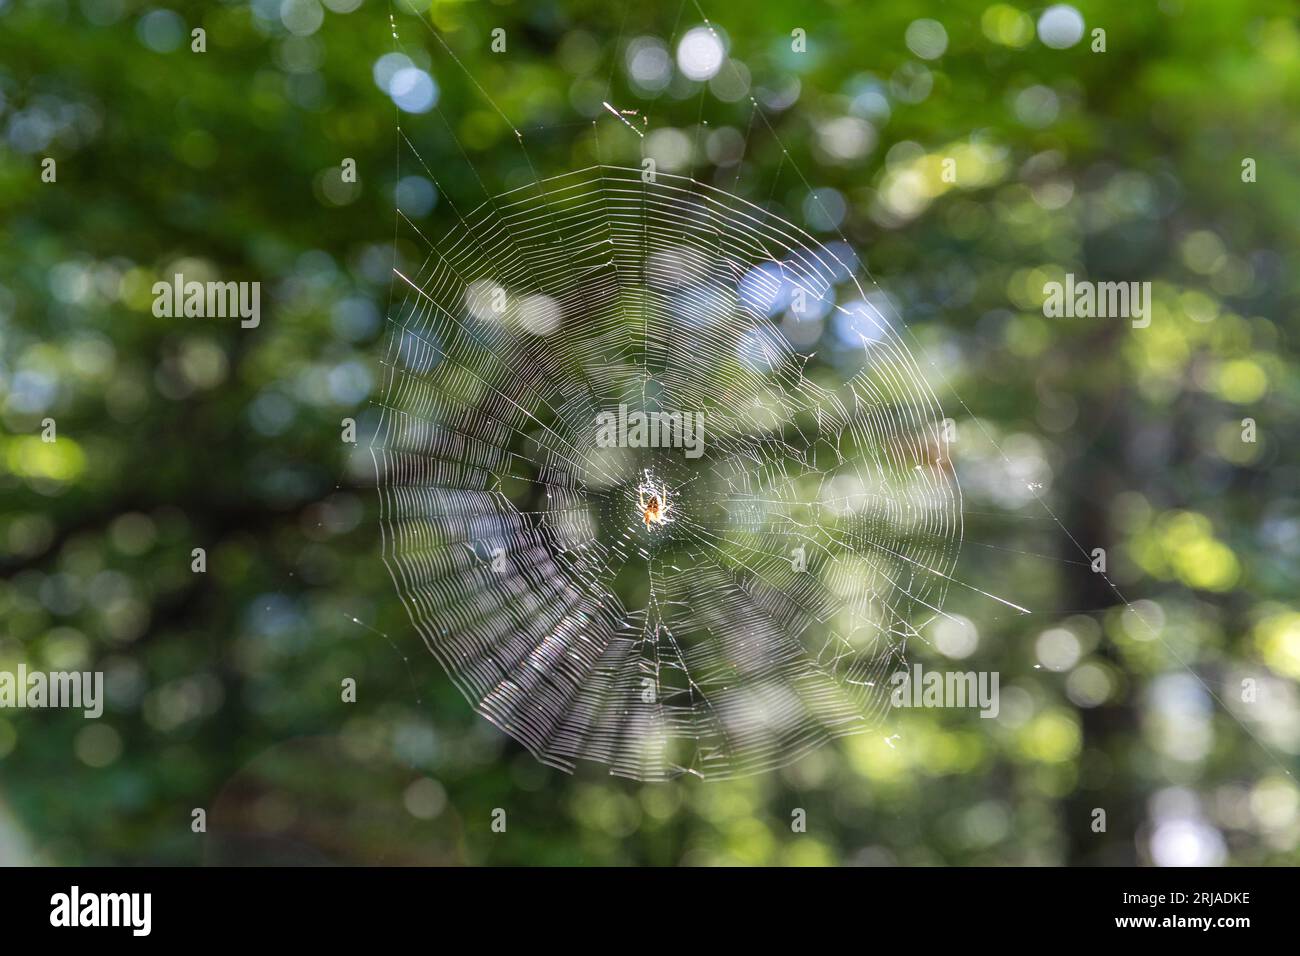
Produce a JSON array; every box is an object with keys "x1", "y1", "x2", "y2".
[{"x1": 370, "y1": 165, "x2": 961, "y2": 780}]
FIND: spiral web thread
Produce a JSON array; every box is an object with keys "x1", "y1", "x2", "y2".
[{"x1": 370, "y1": 165, "x2": 962, "y2": 780}]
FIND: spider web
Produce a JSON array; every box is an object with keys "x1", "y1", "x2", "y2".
[{"x1": 370, "y1": 161, "x2": 963, "y2": 780}]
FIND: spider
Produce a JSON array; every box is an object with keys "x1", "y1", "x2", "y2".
[{"x1": 637, "y1": 479, "x2": 671, "y2": 529}]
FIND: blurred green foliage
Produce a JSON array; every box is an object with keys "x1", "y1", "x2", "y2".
[{"x1": 0, "y1": 0, "x2": 1297, "y2": 865}]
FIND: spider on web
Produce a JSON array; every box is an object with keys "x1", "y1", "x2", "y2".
[{"x1": 637, "y1": 474, "x2": 672, "y2": 530}]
